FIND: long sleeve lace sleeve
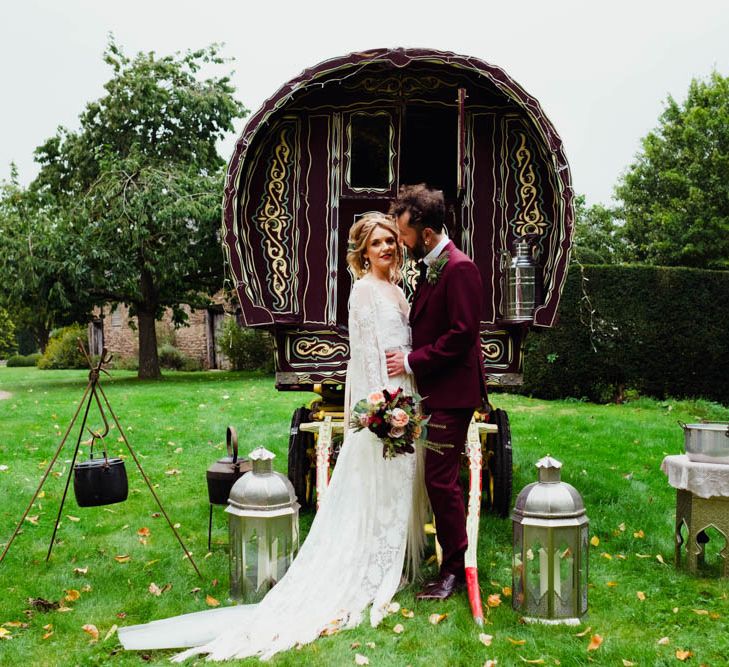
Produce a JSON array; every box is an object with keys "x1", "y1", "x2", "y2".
[{"x1": 346, "y1": 280, "x2": 389, "y2": 412}]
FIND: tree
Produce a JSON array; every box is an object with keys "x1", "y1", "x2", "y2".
[
  {"x1": 0, "y1": 306, "x2": 16, "y2": 358},
  {"x1": 0, "y1": 166, "x2": 85, "y2": 351},
  {"x1": 32, "y1": 39, "x2": 247, "y2": 378},
  {"x1": 571, "y1": 195, "x2": 623, "y2": 264},
  {"x1": 615, "y1": 71, "x2": 729, "y2": 269}
]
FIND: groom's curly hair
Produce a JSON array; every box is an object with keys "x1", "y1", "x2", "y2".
[{"x1": 389, "y1": 184, "x2": 445, "y2": 233}]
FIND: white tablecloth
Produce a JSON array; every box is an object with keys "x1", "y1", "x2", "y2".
[{"x1": 661, "y1": 455, "x2": 729, "y2": 499}]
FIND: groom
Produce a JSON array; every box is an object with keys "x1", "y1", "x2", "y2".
[{"x1": 386, "y1": 184, "x2": 487, "y2": 600}]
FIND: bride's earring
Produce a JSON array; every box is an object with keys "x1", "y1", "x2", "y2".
[{"x1": 363, "y1": 258, "x2": 370, "y2": 271}]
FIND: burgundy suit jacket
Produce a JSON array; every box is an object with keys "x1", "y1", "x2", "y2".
[{"x1": 408, "y1": 241, "x2": 487, "y2": 410}]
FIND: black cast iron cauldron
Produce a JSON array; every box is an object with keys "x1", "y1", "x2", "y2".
[
  {"x1": 73, "y1": 439, "x2": 128, "y2": 507},
  {"x1": 206, "y1": 426, "x2": 252, "y2": 505}
]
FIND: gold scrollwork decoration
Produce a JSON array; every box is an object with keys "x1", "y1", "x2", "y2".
[
  {"x1": 482, "y1": 340, "x2": 504, "y2": 362},
  {"x1": 255, "y1": 126, "x2": 294, "y2": 311},
  {"x1": 344, "y1": 75, "x2": 454, "y2": 95},
  {"x1": 294, "y1": 338, "x2": 349, "y2": 360},
  {"x1": 512, "y1": 132, "x2": 548, "y2": 237}
]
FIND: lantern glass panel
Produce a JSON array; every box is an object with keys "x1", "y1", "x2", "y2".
[
  {"x1": 580, "y1": 526, "x2": 589, "y2": 615},
  {"x1": 512, "y1": 523, "x2": 524, "y2": 609},
  {"x1": 555, "y1": 537, "x2": 574, "y2": 617}
]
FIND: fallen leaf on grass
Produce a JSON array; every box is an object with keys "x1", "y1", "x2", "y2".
[
  {"x1": 484, "y1": 661, "x2": 498, "y2": 667},
  {"x1": 587, "y1": 634, "x2": 603, "y2": 651},
  {"x1": 104, "y1": 624, "x2": 118, "y2": 641},
  {"x1": 508, "y1": 637, "x2": 526, "y2": 645},
  {"x1": 114, "y1": 555, "x2": 131, "y2": 564},
  {"x1": 0, "y1": 628, "x2": 12, "y2": 639},
  {"x1": 56, "y1": 606, "x2": 73, "y2": 612},
  {"x1": 0, "y1": 465, "x2": 9, "y2": 472},
  {"x1": 633, "y1": 529, "x2": 644, "y2": 538},
  {"x1": 43, "y1": 630, "x2": 54, "y2": 640},
  {"x1": 479, "y1": 633, "x2": 493, "y2": 646},
  {"x1": 401, "y1": 608, "x2": 414, "y2": 618},
  {"x1": 148, "y1": 583, "x2": 162, "y2": 596},
  {"x1": 622, "y1": 660, "x2": 637, "y2": 666},
  {"x1": 710, "y1": 612, "x2": 721, "y2": 619},
  {"x1": 3, "y1": 622, "x2": 27, "y2": 628},
  {"x1": 618, "y1": 522, "x2": 626, "y2": 532},
  {"x1": 64, "y1": 590, "x2": 81, "y2": 602},
  {"x1": 350, "y1": 642, "x2": 361, "y2": 649},
  {"x1": 657, "y1": 636, "x2": 670, "y2": 645},
  {"x1": 355, "y1": 654, "x2": 370, "y2": 665},
  {"x1": 365, "y1": 641, "x2": 375, "y2": 649},
  {"x1": 73, "y1": 567, "x2": 88, "y2": 575},
  {"x1": 82, "y1": 624, "x2": 99, "y2": 642},
  {"x1": 206, "y1": 595, "x2": 220, "y2": 607},
  {"x1": 574, "y1": 626, "x2": 592, "y2": 637},
  {"x1": 393, "y1": 623, "x2": 404, "y2": 634},
  {"x1": 137, "y1": 527, "x2": 151, "y2": 537},
  {"x1": 190, "y1": 587, "x2": 202, "y2": 594},
  {"x1": 635, "y1": 554, "x2": 651, "y2": 559},
  {"x1": 387, "y1": 601, "x2": 400, "y2": 614},
  {"x1": 692, "y1": 609, "x2": 709, "y2": 616},
  {"x1": 25, "y1": 515, "x2": 39, "y2": 526},
  {"x1": 590, "y1": 536, "x2": 600, "y2": 547},
  {"x1": 656, "y1": 554, "x2": 666, "y2": 564},
  {"x1": 429, "y1": 613, "x2": 447, "y2": 625},
  {"x1": 601, "y1": 553, "x2": 612, "y2": 560},
  {"x1": 165, "y1": 469, "x2": 181, "y2": 476},
  {"x1": 502, "y1": 586, "x2": 512, "y2": 597},
  {"x1": 606, "y1": 582, "x2": 619, "y2": 587},
  {"x1": 487, "y1": 593, "x2": 502, "y2": 607},
  {"x1": 675, "y1": 649, "x2": 692, "y2": 661},
  {"x1": 518, "y1": 658, "x2": 545, "y2": 664},
  {"x1": 636, "y1": 591, "x2": 646, "y2": 601},
  {"x1": 67, "y1": 515, "x2": 80, "y2": 522}
]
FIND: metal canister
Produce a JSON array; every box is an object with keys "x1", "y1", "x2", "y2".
[
  {"x1": 206, "y1": 427, "x2": 252, "y2": 505},
  {"x1": 504, "y1": 239, "x2": 537, "y2": 322}
]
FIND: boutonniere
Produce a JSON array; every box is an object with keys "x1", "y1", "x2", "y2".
[{"x1": 426, "y1": 252, "x2": 450, "y2": 285}]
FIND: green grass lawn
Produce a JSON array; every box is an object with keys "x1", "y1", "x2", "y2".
[{"x1": 1, "y1": 366, "x2": 728, "y2": 666}]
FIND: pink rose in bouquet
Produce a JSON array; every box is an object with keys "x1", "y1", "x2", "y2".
[
  {"x1": 390, "y1": 408, "x2": 409, "y2": 428},
  {"x1": 389, "y1": 425, "x2": 405, "y2": 438},
  {"x1": 367, "y1": 391, "x2": 385, "y2": 407}
]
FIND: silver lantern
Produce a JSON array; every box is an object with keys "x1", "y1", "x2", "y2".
[
  {"x1": 503, "y1": 239, "x2": 537, "y2": 322},
  {"x1": 512, "y1": 456, "x2": 589, "y2": 624},
  {"x1": 226, "y1": 447, "x2": 300, "y2": 602}
]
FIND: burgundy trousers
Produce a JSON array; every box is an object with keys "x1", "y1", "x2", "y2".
[{"x1": 424, "y1": 407, "x2": 473, "y2": 578}]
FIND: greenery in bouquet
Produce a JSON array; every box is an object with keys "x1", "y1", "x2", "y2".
[{"x1": 350, "y1": 386, "x2": 430, "y2": 459}]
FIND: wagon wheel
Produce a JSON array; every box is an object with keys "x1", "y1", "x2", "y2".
[
  {"x1": 483, "y1": 408, "x2": 513, "y2": 518},
  {"x1": 287, "y1": 407, "x2": 315, "y2": 508}
]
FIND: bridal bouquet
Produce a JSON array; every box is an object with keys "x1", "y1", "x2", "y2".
[{"x1": 350, "y1": 387, "x2": 430, "y2": 459}]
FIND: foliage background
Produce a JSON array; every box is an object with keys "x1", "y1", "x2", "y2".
[{"x1": 522, "y1": 265, "x2": 729, "y2": 404}]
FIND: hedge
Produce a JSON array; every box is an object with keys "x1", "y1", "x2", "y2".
[{"x1": 521, "y1": 265, "x2": 729, "y2": 404}]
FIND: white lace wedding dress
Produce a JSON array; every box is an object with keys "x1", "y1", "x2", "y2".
[{"x1": 118, "y1": 275, "x2": 428, "y2": 661}]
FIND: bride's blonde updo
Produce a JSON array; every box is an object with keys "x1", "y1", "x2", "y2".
[{"x1": 346, "y1": 212, "x2": 403, "y2": 281}]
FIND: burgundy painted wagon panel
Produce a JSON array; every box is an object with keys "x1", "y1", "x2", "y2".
[{"x1": 222, "y1": 48, "x2": 574, "y2": 390}]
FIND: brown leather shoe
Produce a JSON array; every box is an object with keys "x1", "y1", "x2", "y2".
[{"x1": 415, "y1": 574, "x2": 465, "y2": 600}]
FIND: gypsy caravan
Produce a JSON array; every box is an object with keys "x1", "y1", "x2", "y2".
[{"x1": 222, "y1": 48, "x2": 574, "y2": 512}]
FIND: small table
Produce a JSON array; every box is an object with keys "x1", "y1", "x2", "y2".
[{"x1": 661, "y1": 455, "x2": 729, "y2": 576}]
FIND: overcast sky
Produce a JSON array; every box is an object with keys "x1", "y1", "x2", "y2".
[{"x1": 2, "y1": 0, "x2": 728, "y2": 206}]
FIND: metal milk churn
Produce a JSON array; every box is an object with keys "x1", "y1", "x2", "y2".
[{"x1": 503, "y1": 239, "x2": 538, "y2": 322}]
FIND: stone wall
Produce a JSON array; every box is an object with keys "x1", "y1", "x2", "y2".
[{"x1": 91, "y1": 292, "x2": 236, "y2": 369}]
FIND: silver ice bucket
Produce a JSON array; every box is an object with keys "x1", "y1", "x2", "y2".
[{"x1": 679, "y1": 422, "x2": 729, "y2": 464}]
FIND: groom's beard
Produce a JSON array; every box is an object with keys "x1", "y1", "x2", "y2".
[{"x1": 408, "y1": 233, "x2": 428, "y2": 260}]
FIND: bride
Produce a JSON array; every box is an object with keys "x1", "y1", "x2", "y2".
[{"x1": 119, "y1": 212, "x2": 429, "y2": 661}]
